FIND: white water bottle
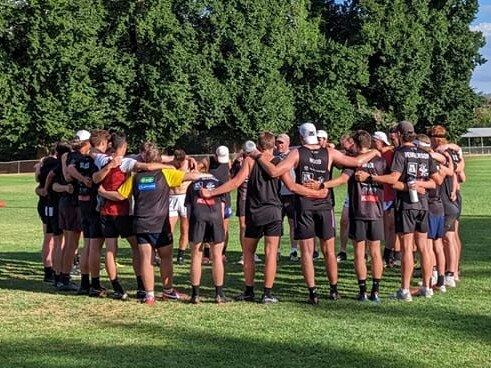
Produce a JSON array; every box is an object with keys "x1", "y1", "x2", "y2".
[{"x1": 408, "y1": 178, "x2": 419, "y2": 203}]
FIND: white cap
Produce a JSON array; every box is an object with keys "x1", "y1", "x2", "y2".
[
  {"x1": 215, "y1": 145, "x2": 229, "y2": 164},
  {"x1": 372, "y1": 131, "x2": 390, "y2": 146},
  {"x1": 299, "y1": 122, "x2": 317, "y2": 145},
  {"x1": 75, "y1": 130, "x2": 91, "y2": 141},
  {"x1": 317, "y1": 130, "x2": 328, "y2": 139},
  {"x1": 243, "y1": 140, "x2": 256, "y2": 153}
]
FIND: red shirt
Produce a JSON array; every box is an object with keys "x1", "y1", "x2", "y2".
[{"x1": 101, "y1": 167, "x2": 130, "y2": 216}]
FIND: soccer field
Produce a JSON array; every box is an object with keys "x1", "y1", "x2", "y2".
[{"x1": 0, "y1": 158, "x2": 490, "y2": 368}]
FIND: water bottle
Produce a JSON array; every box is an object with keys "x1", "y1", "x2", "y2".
[{"x1": 408, "y1": 178, "x2": 419, "y2": 203}]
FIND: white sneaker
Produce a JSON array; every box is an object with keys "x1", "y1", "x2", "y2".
[
  {"x1": 254, "y1": 254, "x2": 262, "y2": 263},
  {"x1": 431, "y1": 270, "x2": 438, "y2": 286},
  {"x1": 444, "y1": 275, "x2": 456, "y2": 288},
  {"x1": 237, "y1": 256, "x2": 244, "y2": 265},
  {"x1": 414, "y1": 287, "x2": 432, "y2": 298},
  {"x1": 391, "y1": 288, "x2": 412, "y2": 301},
  {"x1": 435, "y1": 285, "x2": 447, "y2": 293}
]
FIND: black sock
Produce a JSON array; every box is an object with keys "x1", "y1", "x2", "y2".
[
  {"x1": 445, "y1": 271, "x2": 454, "y2": 277},
  {"x1": 44, "y1": 267, "x2": 53, "y2": 278},
  {"x1": 204, "y1": 247, "x2": 210, "y2": 258},
  {"x1": 136, "y1": 276, "x2": 144, "y2": 291},
  {"x1": 358, "y1": 279, "x2": 367, "y2": 294},
  {"x1": 91, "y1": 276, "x2": 101, "y2": 289},
  {"x1": 81, "y1": 274, "x2": 90, "y2": 289},
  {"x1": 54, "y1": 273, "x2": 61, "y2": 284},
  {"x1": 437, "y1": 274, "x2": 445, "y2": 287},
  {"x1": 245, "y1": 285, "x2": 254, "y2": 296},
  {"x1": 383, "y1": 248, "x2": 392, "y2": 264},
  {"x1": 215, "y1": 285, "x2": 224, "y2": 297},
  {"x1": 371, "y1": 278, "x2": 381, "y2": 294},
  {"x1": 111, "y1": 278, "x2": 124, "y2": 293},
  {"x1": 263, "y1": 287, "x2": 272, "y2": 298},
  {"x1": 192, "y1": 285, "x2": 200, "y2": 298},
  {"x1": 177, "y1": 249, "x2": 185, "y2": 257},
  {"x1": 330, "y1": 283, "x2": 338, "y2": 294},
  {"x1": 309, "y1": 287, "x2": 318, "y2": 299}
]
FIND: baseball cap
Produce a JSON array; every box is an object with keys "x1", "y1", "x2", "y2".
[
  {"x1": 299, "y1": 122, "x2": 317, "y2": 145},
  {"x1": 397, "y1": 121, "x2": 414, "y2": 135},
  {"x1": 317, "y1": 130, "x2": 328, "y2": 139},
  {"x1": 276, "y1": 133, "x2": 290, "y2": 144},
  {"x1": 75, "y1": 129, "x2": 91, "y2": 141},
  {"x1": 216, "y1": 145, "x2": 229, "y2": 164},
  {"x1": 372, "y1": 131, "x2": 390, "y2": 146},
  {"x1": 243, "y1": 140, "x2": 256, "y2": 153}
]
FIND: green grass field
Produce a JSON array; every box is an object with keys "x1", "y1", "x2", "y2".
[{"x1": 1, "y1": 158, "x2": 490, "y2": 368}]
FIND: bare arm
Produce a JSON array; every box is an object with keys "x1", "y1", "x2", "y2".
[
  {"x1": 201, "y1": 157, "x2": 252, "y2": 198},
  {"x1": 98, "y1": 185, "x2": 125, "y2": 201},
  {"x1": 281, "y1": 172, "x2": 329, "y2": 199},
  {"x1": 255, "y1": 149, "x2": 298, "y2": 178},
  {"x1": 356, "y1": 170, "x2": 401, "y2": 186},
  {"x1": 92, "y1": 156, "x2": 123, "y2": 184},
  {"x1": 330, "y1": 148, "x2": 380, "y2": 169},
  {"x1": 53, "y1": 182, "x2": 74, "y2": 194},
  {"x1": 134, "y1": 161, "x2": 175, "y2": 171},
  {"x1": 67, "y1": 164, "x2": 92, "y2": 188}
]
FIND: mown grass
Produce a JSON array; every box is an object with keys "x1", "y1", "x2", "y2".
[{"x1": 0, "y1": 157, "x2": 490, "y2": 368}]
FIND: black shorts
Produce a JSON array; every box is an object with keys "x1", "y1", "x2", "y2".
[
  {"x1": 58, "y1": 205, "x2": 82, "y2": 232},
  {"x1": 395, "y1": 209, "x2": 428, "y2": 234},
  {"x1": 236, "y1": 197, "x2": 246, "y2": 217},
  {"x1": 137, "y1": 232, "x2": 173, "y2": 248},
  {"x1": 349, "y1": 219, "x2": 384, "y2": 242},
  {"x1": 38, "y1": 201, "x2": 47, "y2": 224},
  {"x1": 81, "y1": 212, "x2": 103, "y2": 239},
  {"x1": 44, "y1": 205, "x2": 63, "y2": 236},
  {"x1": 101, "y1": 215, "x2": 134, "y2": 238},
  {"x1": 245, "y1": 220, "x2": 282, "y2": 238},
  {"x1": 281, "y1": 195, "x2": 295, "y2": 220},
  {"x1": 189, "y1": 219, "x2": 225, "y2": 244},
  {"x1": 444, "y1": 214, "x2": 458, "y2": 232},
  {"x1": 294, "y1": 208, "x2": 336, "y2": 240}
]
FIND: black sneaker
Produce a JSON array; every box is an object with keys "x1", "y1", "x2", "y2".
[
  {"x1": 89, "y1": 286, "x2": 107, "y2": 298},
  {"x1": 336, "y1": 252, "x2": 347, "y2": 262},
  {"x1": 329, "y1": 291, "x2": 341, "y2": 301},
  {"x1": 313, "y1": 250, "x2": 320, "y2": 261},
  {"x1": 112, "y1": 291, "x2": 129, "y2": 301},
  {"x1": 234, "y1": 293, "x2": 255, "y2": 302},
  {"x1": 190, "y1": 295, "x2": 200, "y2": 305},
  {"x1": 43, "y1": 275, "x2": 55, "y2": 283},
  {"x1": 261, "y1": 294, "x2": 279, "y2": 304},
  {"x1": 215, "y1": 295, "x2": 232, "y2": 304},
  {"x1": 58, "y1": 282, "x2": 79, "y2": 292},
  {"x1": 136, "y1": 289, "x2": 146, "y2": 301},
  {"x1": 177, "y1": 255, "x2": 185, "y2": 265},
  {"x1": 308, "y1": 295, "x2": 319, "y2": 305}
]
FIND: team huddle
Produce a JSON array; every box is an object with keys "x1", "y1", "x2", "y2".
[{"x1": 34, "y1": 120, "x2": 465, "y2": 304}]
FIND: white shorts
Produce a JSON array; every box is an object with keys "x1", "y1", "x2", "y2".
[{"x1": 169, "y1": 194, "x2": 187, "y2": 218}]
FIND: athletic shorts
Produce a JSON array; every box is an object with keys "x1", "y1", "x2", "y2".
[
  {"x1": 294, "y1": 208, "x2": 336, "y2": 240},
  {"x1": 189, "y1": 219, "x2": 225, "y2": 244},
  {"x1": 236, "y1": 197, "x2": 246, "y2": 217},
  {"x1": 224, "y1": 206, "x2": 233, "y2": 219},
  {"x1": 101, "y1": 215, "x2": 134, "y2": 238},
  {"x1": 281, "y1": 195, "x2": 295, "y2": 220},
  {"x1": 428, "y1": 214, "x2": 445, "y2": 240},
  {"x1": 169, "y1": 194, "x2": 187, "y2": 218},
  {"x1": 245, "y1": 220, "x2": 282, "y2": 238},
  {"x1": 349, "y1": 219, "x2": 384, "y2": 241},
  {"x1": 343, "y1": 196, "x2": 350, "y2": 209},
  {"x1": 44, "y1": 205, "x2": 63, "y2": 236},
  {"x1": 38, "y1": 201, "x2": 47, "y2": 224},
  {"x1": 81, "y1": 212, "x2": 103, "y2": 239},
  {"x1": 137, "y1": 232, "x2": 173, "y2": 248},
  {"x1": 444, "y1": 214, "x2": 458, "y2": 232},
  {"x1": 58, "y1": 205, "x2": 82, "y2": 232},
  {"x1": 456, "y1": 191, "x2": 463, "y2": 218},
  {"x1": 395, "y1": 209, "x2": 428, "y2": 234}
]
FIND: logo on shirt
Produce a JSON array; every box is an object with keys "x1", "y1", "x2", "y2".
[{"x1": 138, "y1": 176, "x2": 156, "y2": 191}]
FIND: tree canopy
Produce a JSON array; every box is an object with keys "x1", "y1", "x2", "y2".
[{"x1": 0, "y1": 0, "x2": 485, "y2": 160}]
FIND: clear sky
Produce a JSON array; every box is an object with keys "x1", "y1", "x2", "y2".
[{"x1": 471, "y1": 1, "x2": 491, "y2": 94}]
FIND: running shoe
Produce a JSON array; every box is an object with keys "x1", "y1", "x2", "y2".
[
  {"x1": 58, "y1": 282, "x2": 79, "y2": 292},
  {"x1": 254, "y1": 254, "x2": 262, "y2": 263},
  {"x1": 162, "y1": 289, "x2": 189, "y2": 301},
  {"x1": 444, "y1": 275, "x2": 456, "y2": 288},
  {"x1": 261, "y1": 294, "x2": 279, "y2": 304},
  {"x1": 289, "y1": 250, "x2": 299, "y2": 262},
  {"x1": 215, "y1": 295, "x2": 232, "y2": 304},
  {"x1": 235, "y1": 293, "x2": 255, "y2": 302},
  {"x1": 369, "y1": 291, "x2": 381, "y2": 302},
  {"x1": 413, "y1": 287, "x2": 433, "y2": 298},
  {"x1": 391, "y1": 288, "x2": 412, "y2": 301},
  {"x1": 336, "y1": 252, "x2": 347, "y2": 262},
  {"x1": 236, "y1": 256, "x2": 244, "y2": 265},
  {"x1": 190, "y1": 295, "x2": 200, "y2": 305},
  {"x1": 142, "y1": 295, "x2": 155, "y2": 305},
  {"x1": 329, "y1": 291, "x2": 341, "y2": 301},
  {"x1": 308, "y1": 295, "x2": 319, "y2": 305},
  {"x1": 177, "y1": 255, "x2": 185, "y2": 265},
  {"x1": 112, "y1": 291, "x2": 129, "y2": 301},
  {"x1": 313, "y1": 250, "x2": 320, "y2": 261},
  {"x1": 136, "y1": 289, "x2": 146, "y2": 301},
  {"x1": 89, "y1": 286, "x2": 107, "y2": 298},
  {"x1": 76, "y1": 286, "x2": 90, "y2": 296},
  {"x1": 357, "y1": 292, "x2": 368, "y2": 302}
]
